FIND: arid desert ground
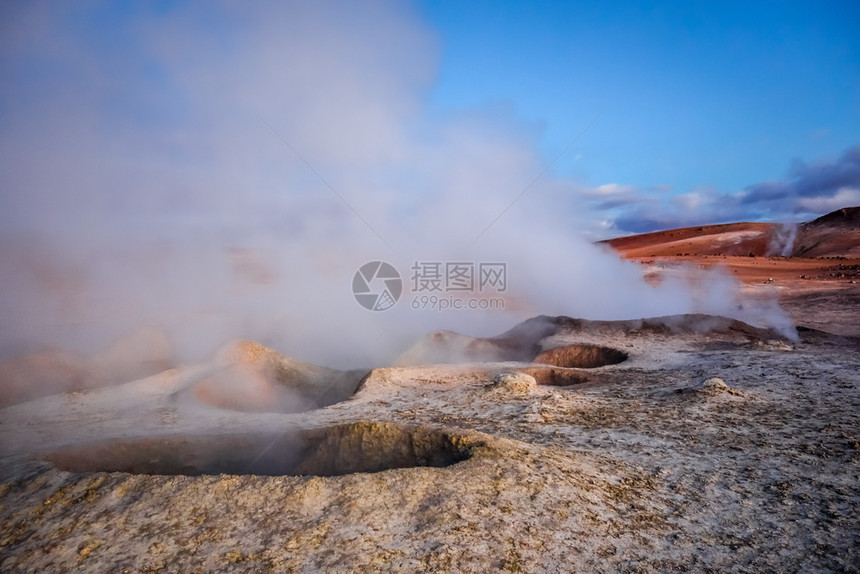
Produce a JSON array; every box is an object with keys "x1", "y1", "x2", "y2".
[{"x1": 1, "y1": 209, "x2": 858, "y2": 573}]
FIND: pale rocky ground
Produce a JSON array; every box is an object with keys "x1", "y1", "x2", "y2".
[{"x1": 1, "y1": 312, "x2": 858, "y2": 573}]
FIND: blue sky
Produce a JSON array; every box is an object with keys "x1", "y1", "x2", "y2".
[
  {"x1": 1, "y1": 1, "x2": 859, "y2": 240},
  {"x1": 419, "y1": 0, "x2": 860, "y2": 230}
]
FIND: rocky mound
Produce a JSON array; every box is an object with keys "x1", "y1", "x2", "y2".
[
  {"x1": 397, "y1": 314, "x2": 792, "y2": 372},
  {"x1": 396, "y1": 316, "x2": 558, "y2": 365},
  {"x1": 563, "y1": 314, "x2": 795, "y2": 341},
  {"x1": 188, "y1": 340, "x2": 367, "y2": 413}
]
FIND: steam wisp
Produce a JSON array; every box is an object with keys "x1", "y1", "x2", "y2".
[{"x1": 0, "y1": 2, "x2": 797, "y2": 382}]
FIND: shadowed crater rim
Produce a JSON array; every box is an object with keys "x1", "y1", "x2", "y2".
[
  {"x1": 41, "y1": 422, "x2": 477, "y2": 477},
  {"x1": 533, "y1": 344, "x2": 629, "y2": 369}
]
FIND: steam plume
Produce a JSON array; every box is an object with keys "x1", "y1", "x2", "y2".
[{"x1": 0, "y1": 2, "x2": 795, "y2": 371}]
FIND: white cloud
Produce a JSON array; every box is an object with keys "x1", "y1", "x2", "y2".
[
  {"x1": 605, "y1": 145, "x2": 860, "y2": 234},
  {"x1": 672, "y1": 189, "x2": 709, "y2": 211},
  {"x1": 591, "y1": 183, "x2": 637, "y2": 196},
  {"x1": 797, "y1": 187, "x2": 860, "y2": 213}
]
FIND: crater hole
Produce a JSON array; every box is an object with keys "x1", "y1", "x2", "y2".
[
  {"x1": 42, "y1": 422, "x2": 475, "y2": 477},
  {"x1": 514, "y1": 366, "x2": 591, "y2": 386},
  {"x1": 533, "y1": 344, "x2": 628, "y2": 369}
]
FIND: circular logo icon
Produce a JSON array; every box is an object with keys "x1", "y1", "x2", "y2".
[{"x1": 352, "y1": 261, "x2": 402, "y2": 311}]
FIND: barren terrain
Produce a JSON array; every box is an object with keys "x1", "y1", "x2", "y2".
[
  {"x1": 601, "y1": 207, "x2": 860, "y2": 337},
  {"x1": 1, "y1": 209, "x2": 859, "y2": 573}
]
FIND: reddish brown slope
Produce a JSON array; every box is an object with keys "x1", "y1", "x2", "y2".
[
  {"x1": 601, "y1": 207, "x2": 860, "y2": 259},
  {"x1": 793, "y1": 207, "x2": 860, "y2": 258},
  {"x1": 600, "y1": 207, "x2": 860, "y2": 336},
  {"x1": 601, "y1": 221, "x2": 776, "y2": 258}
]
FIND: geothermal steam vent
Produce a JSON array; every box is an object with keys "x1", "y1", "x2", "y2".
[
  {"x1": 533, "y1": 344, "x2": 629, "y2": 369},
  {"x1": 515, "y1": 343, "x2": 629, "y2": 386},
  {"x1": 42, "y1": 423, "x2": 478, "y2": 477}
]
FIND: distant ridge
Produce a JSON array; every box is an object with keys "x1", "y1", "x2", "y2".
[
  {"x1": 803, "y1": 206, "x2": 860, "y2": 228},
  {"x1": 601, "y1": 207, "x2": 860, "y2": 259},
  {"x1": 793, "y1": 206, "x2": 860, "y2": 257}
]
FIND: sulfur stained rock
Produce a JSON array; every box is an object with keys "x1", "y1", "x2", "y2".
[
  {"x1": 701, "y1": 377, "x2": 742, "y2": 396},
  {"x1": 488, "y1": 372, "x2": 538, "y2": 394}
]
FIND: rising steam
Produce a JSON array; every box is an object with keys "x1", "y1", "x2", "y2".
[
  {"x1": 767, "y1": 223, "x2": 799, "y2": 257},
  {"x1": 0, "y1": 2, "x2": 795, "y2": 376}
]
